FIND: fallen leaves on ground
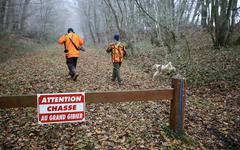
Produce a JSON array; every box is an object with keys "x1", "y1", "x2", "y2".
[{"x1": 0, "y1": 46, "x2": 239, "y2": 149}]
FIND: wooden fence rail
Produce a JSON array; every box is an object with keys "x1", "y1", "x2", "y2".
[{"x1": 0, "y1": 75, "x2": 186, "y2": 131}]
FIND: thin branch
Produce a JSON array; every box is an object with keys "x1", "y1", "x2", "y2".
[
  {"x1": 134, "y1": 0, "x2": 158, "y2": 24},
  {"x1": 134, "y1": 0, "x2": 169, "y2": 30},
  {"x1": 115, "y1": 0, "x2": 124, "y2": 27}
]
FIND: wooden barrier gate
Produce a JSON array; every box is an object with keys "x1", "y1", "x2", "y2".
[{"x1": 0, "y1": 75, "x2": 186, "y2": 131}]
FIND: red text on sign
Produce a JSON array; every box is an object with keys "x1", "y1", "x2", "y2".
[{"x1": 47, "y1": 105, "x2": 77, "y2": 111}]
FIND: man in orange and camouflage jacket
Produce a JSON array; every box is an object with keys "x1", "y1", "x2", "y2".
[{"x1": 106, "y1": 33, "x2": 126, "y2": 85}]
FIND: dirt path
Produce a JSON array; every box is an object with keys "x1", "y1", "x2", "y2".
[{"x1": 0, "y1": 45, "x2": 169, "y2": 95}]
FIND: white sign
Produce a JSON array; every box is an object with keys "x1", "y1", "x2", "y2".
[{"x1": 37, "y1": 92, "x2": 85, "y2": 124}]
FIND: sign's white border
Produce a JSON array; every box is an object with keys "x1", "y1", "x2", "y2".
[{"x1": 37, "y1": 92, "x2": 85, "y2": 124}]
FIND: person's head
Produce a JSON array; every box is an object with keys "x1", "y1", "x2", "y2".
[
  {"x1": 114, "y1": 33, "x2": 120, "y2": 41},
  {"x1": 67, "y1": 28, "x2": 74, "y2": 33}
]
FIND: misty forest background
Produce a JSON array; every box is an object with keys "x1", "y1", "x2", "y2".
[
  {"x1": 1, "y1": 0, "x2": 239, "y2": 47},
  {"x1": 0, "y1": 0, "x2": 240, "y2": 149}
]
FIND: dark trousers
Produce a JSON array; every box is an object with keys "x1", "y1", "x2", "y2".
[
  {"x1": 66, "y1": 57, "x2": 78, "y2": 77},
  {"x1": 112, "y1": 62, "x2": 122, "y2": 82}
]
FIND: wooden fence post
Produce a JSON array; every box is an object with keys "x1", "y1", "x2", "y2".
[{"x1": 170, "y1": 75, "x2": 186, "y2": 132}]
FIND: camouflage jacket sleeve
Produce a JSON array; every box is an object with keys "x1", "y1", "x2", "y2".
[{"x1": 106, "y1": 43, "x2": 114, "y2": 53}]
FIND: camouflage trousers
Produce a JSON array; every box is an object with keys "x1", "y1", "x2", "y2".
[{"x1": 112, "y1": 62, "x2": 122, "y2": 83}]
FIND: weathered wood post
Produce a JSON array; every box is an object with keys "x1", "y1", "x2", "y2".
[{"x1": 170, "y1": 74, "x2": 186, "y2": 132}]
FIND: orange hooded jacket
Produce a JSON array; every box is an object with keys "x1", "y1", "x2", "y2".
[{"x1": 58, "y1": 32, "x2": 84, "y2": 58}]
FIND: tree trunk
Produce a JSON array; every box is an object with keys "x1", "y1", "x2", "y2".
[
  {"x1": 86, "y1": 3, "x2": 96, "y2": 44},
  {"x1": 0, "y1": 0, "x2": 7, "y2": 31},
  {"x1": 201, "y1": 0, "x2": 208, "y2": 27},
  {"x1": 186, "y1": 0, "x2": 195, "y2": 23},
  {"x1": 20, "y1": 0, "x2": 30, "y2": 32},
  {"x1": 93, "y1": 0, "x2": 101, "y2": 43},
  {"x1": 6, "y1": 0, "x2": 15, "y2": 32},
  {"x1": 191, "y1": 0, "x2": 201, "y2": 24},
  {"x1": 211, "y1": 0, "x2": 235, "y2": 47},
  {"x1": 231, "y1": 0, "x2": 238, "y2": 26}
]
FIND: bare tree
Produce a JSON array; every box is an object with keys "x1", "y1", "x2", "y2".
[
  {"x1": 209, "y1": 0, "x2": 238, "y2": 47},
  {"x1": 5, "y1": 0, "x2": 15, "y2": 31},
  {"x1": 191, "y1": 0, "x2": 201, "y2": 24},
  {"x1": 0, "y1": 0, "x2": 8, "y2": 31},
  {"x1": 201, "y1": 0, "x2": 208, "y2": 27},
  {"x1": 20, "y1": 0, "x2": 30, "y2": 32}
]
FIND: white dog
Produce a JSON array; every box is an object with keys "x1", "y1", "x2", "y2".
[{"x1": 152, "y1": 62, "x2": 176, "y2": 79}]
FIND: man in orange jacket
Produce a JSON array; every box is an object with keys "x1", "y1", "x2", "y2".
[
  {"x1": 106, "y1": 33, "x2": 126, "y2": 85},
  {"x1": 58, "y1": 28, "x2": 85, "y2": 81}
]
